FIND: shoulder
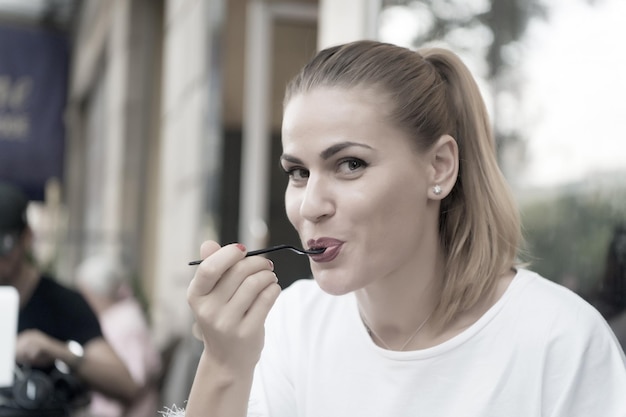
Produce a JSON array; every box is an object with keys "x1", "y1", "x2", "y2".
[
  {"x1": 511, "y1": 269, "x2": 620, "y2": 353},
  {"x1": 42, "y1": 276, "x2": 95, "y2": 313},
  {"x1": 38, "y1": 275, "x2": 84, "y2": 301},
  {"x1": 40, "y1": 275, "x2": 103, "y2": 342},
  {"x1": 512, "y1": 272, "x2": 626, "y2": 414},
  {"x1": 103, "y1": 298, "x2": 146, "y2": 321},
  {"x1": 25, "y1": 275, "x2": 83, "y2": 311},
  {"x1": 513, "y1": 269, "x2": 603, "y2": 324}
]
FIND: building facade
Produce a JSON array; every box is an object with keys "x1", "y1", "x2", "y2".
[{"x1": 63, "y1": 0, "x2": 379, "y2": 347}]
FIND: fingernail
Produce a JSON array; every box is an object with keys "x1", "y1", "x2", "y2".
[
  {"x1": 236, "y1": 243, "x2": 246, "y2": 252},
  {"x1": 268, "y1": 259, "x2": 274, "y2": 270}
]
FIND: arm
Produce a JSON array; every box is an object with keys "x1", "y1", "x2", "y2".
[
  {"x1": 184, "y1": 241, "x2": 281, "y2": 417},
  {"x1": 79, "y1": 336, "x2": 141, "y2": 403},
  {"x1": 16, "y1": 330, "x2": 140, "y2": 403},
  {"x1": 186, "y1": 351, "x2": 255, "y2": 417}
]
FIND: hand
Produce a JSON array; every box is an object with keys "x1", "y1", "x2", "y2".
[
  {"x1": 16, "y1": 329, "x2": 63, "y2": 368},
  {"x1": 187, "y1": 241, "x2": 281, "y2": 373}
]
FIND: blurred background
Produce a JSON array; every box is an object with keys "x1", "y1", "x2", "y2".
[{"x1": 1, "y1": 0, "x2": 624, "y2": 408}]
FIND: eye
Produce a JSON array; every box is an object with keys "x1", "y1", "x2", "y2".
[
  {"x1": 337, "y1": 158, "x2": 367, "y2": 174},
  {"x1": 282, "y1": 166, "x2": 310, "y2": 182}
]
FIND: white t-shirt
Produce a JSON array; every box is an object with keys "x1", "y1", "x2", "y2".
[{"x1": 248, "y1": 269, "x2": 626, "y2": 417}]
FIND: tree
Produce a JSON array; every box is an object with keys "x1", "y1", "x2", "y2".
[{"x1": 380, "y1": 0, "x2": 547, "y2": 178}]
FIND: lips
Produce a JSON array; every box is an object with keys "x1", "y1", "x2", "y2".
[{"x1": 307, "y1": 237, "x2": 344, "y2": 263}]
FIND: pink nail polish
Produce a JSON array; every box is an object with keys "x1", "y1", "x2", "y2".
[{"x1": 236, "y1": 243, "x2": 246, "y2": 252}]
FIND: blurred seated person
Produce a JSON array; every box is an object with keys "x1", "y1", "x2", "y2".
[
  {"x1": 75, "y1": 254, "x2": 162, "y2": 417},
  {"x1": 589, "y1": 225, "x2": 626, "y2": 349},
  {"x1": 0, "y1": 181, "x2": 139, "y2": 412}
]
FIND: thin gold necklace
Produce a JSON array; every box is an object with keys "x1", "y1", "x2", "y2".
[{"x1": 360, "y1": 308, "x2": 434, "y2": 351}]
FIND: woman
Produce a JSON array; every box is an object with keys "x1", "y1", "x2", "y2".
[
  {"x1": 76, "y1": 254, "x2": 162, "y2": 417},
  {"x1": 180, "y1": 41, "x2": 626, "y2": 416}
]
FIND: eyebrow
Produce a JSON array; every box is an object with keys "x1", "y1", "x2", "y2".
[{"x1": 280, "y1": 141, "x2": 373, "y2": 164}]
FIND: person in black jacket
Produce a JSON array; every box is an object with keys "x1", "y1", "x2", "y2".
[{"x1": 0, "y1": 181, "x2": 139, "y2": 411}]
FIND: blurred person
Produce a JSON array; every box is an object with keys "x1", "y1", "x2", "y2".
[
  {"x1": 611, "y1": 312, "x2": 626, "y2": 351},
  {"x1": 589, "y1": 225, "x2": 626, "y2": 349},
  {"x1": 0, "y1": 181, "x2": 140, "y2": 414},
  {"x1": 177, "y1": 41, "x2": 625, "y2": 416},
  {"x1": 75, "y1": 254, "x2": 162, "y2": 417}
]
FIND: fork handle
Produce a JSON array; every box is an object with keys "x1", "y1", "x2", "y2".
[
  {"x1": 188, "y1": 244, "x2": 291, "y2": 265},
  {"x1": 244, "y1": 244, "x2": 291, "y2": 257}
]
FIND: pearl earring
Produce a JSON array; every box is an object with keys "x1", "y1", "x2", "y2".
[{"x1": 433, "y1": 185, "x2": 442, "y2": 195}]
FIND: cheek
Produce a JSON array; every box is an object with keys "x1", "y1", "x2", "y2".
[
  {"x1": 356, "y1": 180, "x2": 427, "y2": 243},
  {"x1": 284, "y1": 189, "x2": 300, "y2": 228}
]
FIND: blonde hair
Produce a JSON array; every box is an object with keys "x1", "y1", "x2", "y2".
[{"x1": 285, "y1": 40, "x2": 522, "y2": 326}]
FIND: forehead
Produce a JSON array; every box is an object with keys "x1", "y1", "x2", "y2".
[
  {"x1": 282, "y1": 87, "x2": 395, "y2": 143},
  {"x1": 280, "y1": 87, "x2": 423, "y2": 163}
]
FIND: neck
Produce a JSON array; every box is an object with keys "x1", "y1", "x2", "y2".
[
  {"x1": 355, "y1": 257, "x2": 443, "y2": 350},
  {"x1": 14, "y1": 263, "x2": 40, "y2": 308},
  {"x1": 91, "y1": 295, "x2": 118, "y2": 314},
  {"x1": 354, "y1": 216, "x2": 447, "y2": 349},
  {"x1": 360, "y1": 303, "x2": 434, "y2": 351}
]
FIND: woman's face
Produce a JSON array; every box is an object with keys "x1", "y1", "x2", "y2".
[{"x1": 281, "y1": 87, "x2": 441, "y2": 295}]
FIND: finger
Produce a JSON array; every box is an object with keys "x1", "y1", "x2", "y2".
[
  {"x1": 200, "y1": 240, "x2": 221, "y2": 260},
  {"x1": 188, "y1": 243, "x2": 247, "y2": 297},
  {"x1": 189, "y1": 256, "x2": 275, "y2": 335},
  {"x1": 241, "y1": 281, "x2": 281, "y2": 331},
  {"x1": 220, "y1": 268, "x2": 278, "y2": 321},
  {"x1": 211, "y1": 256, "x2": 275, "y2": 304}
]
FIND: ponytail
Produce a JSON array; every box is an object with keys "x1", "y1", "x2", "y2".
[{"x1": 421, "y1": 48, "x2": 522, "y2": 326}]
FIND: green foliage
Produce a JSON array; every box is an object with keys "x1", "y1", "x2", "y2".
[{"x1": 520, "y1": 187, "x2": 626, "y2": 294}]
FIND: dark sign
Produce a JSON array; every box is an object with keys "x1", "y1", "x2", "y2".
[{"x1": 0, "y1": 24, "x2": 69, "y2": 200}]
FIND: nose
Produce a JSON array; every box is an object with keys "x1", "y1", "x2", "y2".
[{"x1": 299, "y1": 175, "x2": 335, "y2": 222}]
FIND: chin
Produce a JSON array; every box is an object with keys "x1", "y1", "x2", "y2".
[{"x1": 312, "y1": 270, "x2": 358, "y2": 296}]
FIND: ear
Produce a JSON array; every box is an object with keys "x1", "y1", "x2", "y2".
[{"x1": 427, "y1": 134, "x2": 458, "y2": 200}]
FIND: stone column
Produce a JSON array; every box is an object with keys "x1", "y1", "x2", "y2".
[{"x1": 151, "y1": 0, "x2": 225, "y2": 348}]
